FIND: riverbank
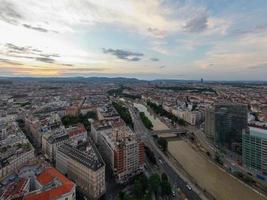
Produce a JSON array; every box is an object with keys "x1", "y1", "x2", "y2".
[{"x1": 168, "y1": 140, "x2": 267, "y2": 200}]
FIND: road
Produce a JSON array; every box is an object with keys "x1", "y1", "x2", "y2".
[{"x1": 128, "y1": 104, "x2": 205, "y2": 200}]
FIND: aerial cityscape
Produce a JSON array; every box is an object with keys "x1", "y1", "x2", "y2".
[{"x1": 1, "y1": 1, "x2": 267, "y2": 200}]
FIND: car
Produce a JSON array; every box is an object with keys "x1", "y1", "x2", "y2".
[
  {"x1": 186, "y1": 184, "x2": 192, "y2": 190},
  {"x1": 172, "y1": 191, "x2": 176, "y2": 197}
]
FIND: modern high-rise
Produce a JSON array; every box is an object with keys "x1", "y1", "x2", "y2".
[
  {"x1": 242, "y1": 127, "x2": 267, "y2": 174},
  {"x1": 214, "y1": 103, "x2": 248, "y2": 148},
  {"x1": 204, "y1": 107, "x2": 215, "y2": 140},
  {"x1": 204, "y1": 103, "x2": 248, "y2": 150}
]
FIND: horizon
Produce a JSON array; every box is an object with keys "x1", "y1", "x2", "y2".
[
  {"x1": 1, "y1": 75, "x2": 267, "y2": 82},
  {"x1": 1, "y1": 0, "x2": 267, "y2": 80}
]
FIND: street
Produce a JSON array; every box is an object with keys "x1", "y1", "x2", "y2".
[{"x1": 128, "y1": 103, "x2": 204, "y2": 200}]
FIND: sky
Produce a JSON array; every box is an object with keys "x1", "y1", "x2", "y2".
[{"x1": 0, "y1": 0, "x2": 267, "y2": 80}]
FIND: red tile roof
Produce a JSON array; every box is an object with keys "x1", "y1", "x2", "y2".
[
  {"x1": 67, "y1": 123, "x2": 86, "y2": 138},
  {"x1": 24, "y1": 168, "x2": 75, "y2": 200}
]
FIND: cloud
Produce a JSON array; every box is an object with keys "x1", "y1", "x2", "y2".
[
  {"x1": 151, "y1": 57, "x2": 159, "y2": 62},
  {"x1": 35, "y1": 57, "x2": 55, "y2": 63},
  {"x1": 195, "y1": 32, "x2": 267, "y2": 72},
  {"x1": 232, "y1": 24, "x2": 267, "y2": 36},
  {"x1": 0, "y1": 1, "x2": 22, "y2": 25},
  {"x1": 2, "y1": 43, "x2": 60, "y2": 61},
  {"x1": 5, "y1": 43, "x2": 27, "y2": 52},
  {"x1": 64, "y1": 67, "x2": 107, "y2": 72},
  {"x1": 22, "y1": 24, "x2": 48, "y2": 33},
  {"x1": 0, "y1": 58, "x2": 23, "y2": 65},
  {"x1": 102, "y1": 48, "x2": 144, "y2": 61},
  {"x1": 247, "y1": 63, "x2": 267, "y2": 70},
  {"x1": 183, "y1": 12, "x2": 209, "y2": 32}
]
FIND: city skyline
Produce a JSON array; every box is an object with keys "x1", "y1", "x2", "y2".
[{"x1": 1, "y1": 0, "x2": 267, "y2": 80}]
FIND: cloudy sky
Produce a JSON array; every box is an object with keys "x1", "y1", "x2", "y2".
[{"x1": 0, "y1": 0, "x2": 267, "y2": 80}]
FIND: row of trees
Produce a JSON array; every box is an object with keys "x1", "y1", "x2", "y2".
[
  {"x1": 147, "y1": 101, "x2": 186, "y2": 126},
  {"x1": 144, "y1": 146, "x2": 156, "y2": 164},
  {"x1": 112, "y1": 101, "x2": 134, "y2": 129},
  {"x1": 117, "y1": 173, "x2": 172, "y2": 200},
  {"x1": 233, "y1": 171, "x2": 256, "y2": 185},
  {"x1": 139, "y1": 112, "x2": 153, "y2": 130},
  {"x1": 61, "y1": 111, "x2": 97, "y2": 132}
]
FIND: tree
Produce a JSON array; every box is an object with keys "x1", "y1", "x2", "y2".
[
  {"x1": 215, "y1": 152, "x2": 223, "y2": 165},
  {"x1": 118, "y1": 192, "x2": 125, "y2": 200},
  {"x1": 149, "y1": 174, "x2": 161, "y2": 194},
  {"x1": 158, "y1": 137, "x2": 168, "y2": 152},
  {"x1": 143, "y1": 192, "x2": 152, "y2": 200},
  {"x1": 133, "y1": 179, "x2": 143, "y2": 199},
  {"x1": 161, "y1": 180, "x2": 172, "y2": 196},
  {"x1": 161, "y1": 173, "x2": 168, "y2": 182},
  {"x1": 112, "y1": 101, "x2": 134, "y2": 129},
  {"x1": 160, "y1": 173, "x2": 172, "y2": 197},
  {"x1": 145, "y1": 146, "x2": 156, "y2": 164},
  {"x1": 140, "y1": 112, "x2": 153, "y2": 129}
]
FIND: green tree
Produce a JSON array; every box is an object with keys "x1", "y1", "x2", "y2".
[
  {"x1": 161, "y1": 180, "x2": 172, "y2": 196},
  {"x1": 158, "y1": 137, "x2": 168, "y2": 152},
  {"x1": 133, "y1": 179, "x2": 143, "y2": 198},
  {"x1": 112, "y1": 101, "x2": 134, "y2": 129},
  {"x1": 149, "y1": 174, "x2": 161, "y2": 194},
  {"x1": 140, "y1": 112, "x2": 153, "y2": 129},
  {"x1": 161, "y1": 173, "x2": 168, "y2": 182}
]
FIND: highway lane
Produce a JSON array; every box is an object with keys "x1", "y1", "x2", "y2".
[{"x1": 128, "y1": 104, "x2": 203, "y2": 200}]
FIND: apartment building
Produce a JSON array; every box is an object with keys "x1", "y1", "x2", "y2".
[
  {"x1": 242, "y1": 127, "x2": 267, "y2": 174},
  {"x1": 0, "y1": 118, "x2": 35, "y2": 178},
  {"x1": 56, "y1": 142, "x2": 106, "y2": 199},
  {"x1": 94, "y1": 124, "x2": 144, "y2": 183}
]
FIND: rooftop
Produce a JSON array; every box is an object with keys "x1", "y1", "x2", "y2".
[
  {"x1": 58, "y1": 142, "x2": 104, "y2": 171},
  {"x1": 24, "y1": 167, "x2": 75, "y2": 200},
  {"x1": 249, "y1": 127, "x2": 267, "y2": 140}
]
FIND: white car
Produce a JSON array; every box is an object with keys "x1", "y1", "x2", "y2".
[{"x1": 186, "y1": 184, "x2": 192, "y2": 190}]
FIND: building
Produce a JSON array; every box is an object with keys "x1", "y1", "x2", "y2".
[
  {"x1": 204, "y1": 103, "x2": 248, "y2": 151},
  {"x1": 91, "y1": 120, "x2": 112, "y2": 143},
  {"x1": 0, "y1": 165, "x2": 76, "y2": 200},
  {"x1": 214, "y1": 103, "x2": 248, "y2": 149},
  {"x1": 0, "y1": 118, "x2": 35, "y2": 178},
  {"x1": 56, "y1": 141, "x2": 106, "y2": 199},
  {"x1": 41, "y1": 128, "x2": 69, "y2": 162},
  {"x1": 242, "y1": 127, "x2": 267, "y2": 175},
  {"x1": 25, "y1": 113, "x2": 62, "y2": 148},
  {"x1": 66, "y1": 123, "x2": 87, "y2": 145},
  {"x1": 93, "y1": 124, "x2": 144, "y2": 183},
  {"x1": 204, "y1": 107, "x2": 215, "y2": 140},
  {"x1": 42, "y1": 123, "x2": 87, "y2": 162},
  {"x1": 177, "y1": 110, "x2": 202, "y2": 126},
  {"x1": 96, "y1": 104, "x2": 121, "y2": 121}
]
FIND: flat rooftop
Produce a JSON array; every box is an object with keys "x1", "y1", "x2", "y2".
[{"x1": 249, "y1": 127, "x2": 267, "y2": 140}]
